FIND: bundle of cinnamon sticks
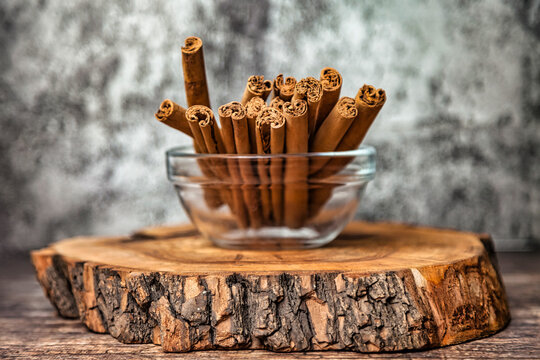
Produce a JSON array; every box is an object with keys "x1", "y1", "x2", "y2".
[{"x1": 156, "y1": 36, "x2": 386, "y2": 229}]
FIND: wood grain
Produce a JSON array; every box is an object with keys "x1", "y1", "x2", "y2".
[{"x1": 29, "y1": 222, "x2": 510, "y2": 353}]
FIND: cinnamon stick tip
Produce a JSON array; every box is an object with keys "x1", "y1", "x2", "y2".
[
  {"x1": 357, "y1": 84, "x2": 387, "y2": 107},
  {"x1": 155, "y1": 99, "x2": 174, "y2": 120},
  {"x1": 264, "y1": 79, "x2": 273, "y2": 91},
  {"x1": 182, "y1": 36, "x2": 203, "y2": 54},
  {"x1": 186, "y1": 105, "x2": 214, "y2": 125}
]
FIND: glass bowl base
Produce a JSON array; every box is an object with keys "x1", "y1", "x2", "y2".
[{"x1": 207, "y1": 226, "x2": 343, "y2": 250}]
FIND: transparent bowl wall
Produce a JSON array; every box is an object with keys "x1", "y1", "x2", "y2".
[{"x1": 167, "y1": 146, "x2": 376, "y2": 250}]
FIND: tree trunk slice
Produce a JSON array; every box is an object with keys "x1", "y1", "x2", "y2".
[{"x1": 31, "y1": 222, "x2": 510, "y2": 353}]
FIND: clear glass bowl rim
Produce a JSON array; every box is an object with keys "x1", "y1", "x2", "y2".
[{"x1": 166, "y1": 145, "x2": 376, "y2": 160}]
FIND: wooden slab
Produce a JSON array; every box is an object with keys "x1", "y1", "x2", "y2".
[{"x1": 31, "y1": 222, "x2": 510, "y2": 353}]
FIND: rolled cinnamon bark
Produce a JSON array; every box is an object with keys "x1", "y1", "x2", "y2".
[
  {"x1": 186, "y1": 106, "x2": 228, "y2": 184},
  {"x1": 292, "y1": 77, "x2": 322, "y2": 137},
  {"x1": 255, "y1": 107, "x2": 286, "y2": 224},
  {"x1": 181, "y1": 37, "x2": 211, "y2": 108},
  {"x1": 223, "y1": 102, "x2": 249, "y2": 154},
  {"x1": 218, "y1": 102, "x2": 251, "y2": 227},
  {"x1": 218, "y1": 103, "x2": 238, "y2": 154},
  {"x1": 263, "y1": 79, "x2": 273, "y2": 100},
  {"x1": 245, "y1": 97, "x2": 266, "y2": 153},
  {"x1": 339, "y1": 84, "x2": 387, "y2": 151},
  {"x1": 186, "y1": 105, "x2": 244, "y2": 226},
  {"x1": 269, "y1": 97, "x2": 286, "y2": 112},
  {"x1": 241, "y1": 75, "x2": 271, "y2": 105},
  {"x1": 283, "y1": 99, "x2": 309, "y2": 229},
  {"x1": 189, "y1": 106, "x2": 226, "y2": 155},
  {"x1": 193, "y1": 142, "x2": 223, "y2": 209},
  {"x1": 155, "y1": 99, "x2": 192, "y2": 137},
  {"x1": 313, "y1": 85, "x2": 386, "y2": 179},
  {"x1": 195, "y1": 108, "x2": 230, "y2": 206},
  {"x1": 272, "y1": 74, "x2": 284, "y2": 99},
  {"x1": 186, "y1": 106, "x2": 209, "y2": 154},
  {"x1": 315, "y1": 67, "x2": 342, "y2": 133},
  {"x1": 189, "y1": 120, "x2": 224, "y2": 212},
  {"x1": 229, "y1": 102, "x2": 263, "y2": 228},
  {"x1": 280, "y1": 76, "x2": 296, "y2": 101},
  {"x1": 309, "y1": 96, "x2": 357, "y2": 174},
  {"x1": 308, "y1": 85, "x2": 386, "y2": 219},
  {"x1": 269, "y1": 116, "x2": 285, "y2": 226}
]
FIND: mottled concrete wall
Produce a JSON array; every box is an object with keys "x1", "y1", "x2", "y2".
[{"x1": 1, "y1": 0, "x2": 538, "y2": 251}]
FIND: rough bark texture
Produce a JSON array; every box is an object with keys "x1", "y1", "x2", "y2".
[{"x1": 31, "y1": 222, "x2": 510, "y2": 353}]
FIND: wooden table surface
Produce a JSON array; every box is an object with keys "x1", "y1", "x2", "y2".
[{"x1": 1, "y1": 252, "x2": 539, "y2": 359}]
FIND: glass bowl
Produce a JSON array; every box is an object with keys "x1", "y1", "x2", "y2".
[{"x1": 166, "y1": 145, "x2": 376, "y2": 249}]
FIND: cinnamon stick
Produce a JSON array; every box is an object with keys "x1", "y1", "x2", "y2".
[
  {"x1": 315, "y1": 67, "x2": 342, "y2": 133},
  {"x1": 193, "y1": 107, "x2": 229, "y2": 202},
  {"x1": 272, "y1": 74, "x2": 284, "y2": 99},
  {"x1": 195, "y1": 107, "x2": 226, "y2": 155},
  {"x1": 181, "y1": 37, "x2": 211, "y2": 108},
  {"x1": 269, "y1": 97, "x2": 286, "y2": 112},
  {"x1": 155, "y1": 99, "x2": 192, "y2": 137},
  {"x1": 255, "y1": 107, "x2": 286, "y2": 224},
  {"x1": 309, "y1": 96, "x2": 357, "y2": 174},
  {"x1": 308, "y1": 85, "x2": 385, "y2": 219},
  {"x1": 230, "y1": 102, "x2": 263, "y2": 228},
  {"x1": 193, "y1": 142, "x2": 224, "y2": 209},
  {"x1": 241, "y1": 75, "x2": 271, "y2": 105},
  {"x1": 269, "y1": 122, "x2": 285, "y2": 226},
  {"x1": 245, "y1": 96, "x2": 266, "y2": 153},
  {"x1": 218, "y1": 103, "x2": 237, "y2": 154},
  {"x1": 263, "y1": 79, "x2": 273, "y2": 100},
  {"x1": 186, "y1": 106, "x2": 239, "y2": 224},
  {"x1": 280, "y1": 76, "x2": 296, "y2": 101},
  {"x1": 339, "y1": 84, "x2": 387, "y2": 151},
  {"x1": 186, "y1": 106, "x2": 209, "y2": 154},
  {"x1": 313, "y1": 85, "x2": 386, "y2": 179},
  {"x1": 292, "y1": 77, "x2": 322, "y2": 137},
  {"x1": 218, "y1": 102, "x2": 250, "y2": 227},
  {"x1": 273, "y1": 74, "x2": 297, "y2": 101},
  {"x1": 283, "y1": 99, "x2": 309, "y2": 228}
]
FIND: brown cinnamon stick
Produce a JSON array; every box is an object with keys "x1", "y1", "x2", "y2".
[
  {"x1": 272, "y1": 74, "x2": 284, "y2": 99},
  {"x1": 263, "y1": 79, "x2": 273, "y2": 100},
  {"x1": 186, "y1": 106, "x2": 209, "y2": 154},
  {"x1": 193, "y1": 142, "x2": 224, "y2": 209},
  {"x1": 186, "y1": 106, "x2": 238, "y2": 224},
  {"x1": 269, "y1": 120, "x2": 285, "y2": 226},
  {"x1": 229, "y1": 102, "x2": 263, "y2": 228},
  {"x1": 273, "y1": 74, "x2": 297, "y2": 101},
  {"x1": 245, "y1": 96, "x2": 266, "y2": 153},
  {"x1": 195, "y1": 107, "x2": 226, "y2": 155},
  {"x1": 315, "y1": 67, "x2": 342, "y2": 133},
  {"x1": 181, "y1": 37, "x2": 211, "y2": 108},
  {"x1": 312, "y1": 84, "x2": 386, "y2": 179},
  {"x1": 309, "y1": 96, "x2": 357, "y2": 174},
  {"x1": 218, "y1": 103, "x2": 238, "y2": 154},
  {"x1": 227, "y1": 102, "x2": 250, "y2": 154},
  {"x1": 308, "y1": 85, "x2": 386, "y2": 219},
  {"x1": 241, "y1": 76, "x2": 271, "y2": 105},
  {"x1": 339, "y1": 84, "x2": 387, "y2": 151},
  {"x1": 189, "y1": 121, "x2": 224, "y2": 212},
  {"x1": 292, "y1": 77, "x2": 322, "y2": 137},
  {"x1": 218, "y1": 102, "x2": 250, "y2": 227},
  {"x1": 281, "y1": 76, "x2": 296, "y2": 101},
  {"x1": 269, "y1": 97, "x2": 286, "y2": 112},
  {"x1": 155, "y1": 99, "x2": 192, "y2": 137},
  {"x1": 255, "y1": 107, "x2": 286, "y2": 224},
  {"x1": 283, "y1": 99, "x2": 309, "y2": 228}
]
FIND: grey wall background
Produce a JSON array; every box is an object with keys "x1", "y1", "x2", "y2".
[{"x1": 0, "y1": 0, "x2": 538, "y2": 252}]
